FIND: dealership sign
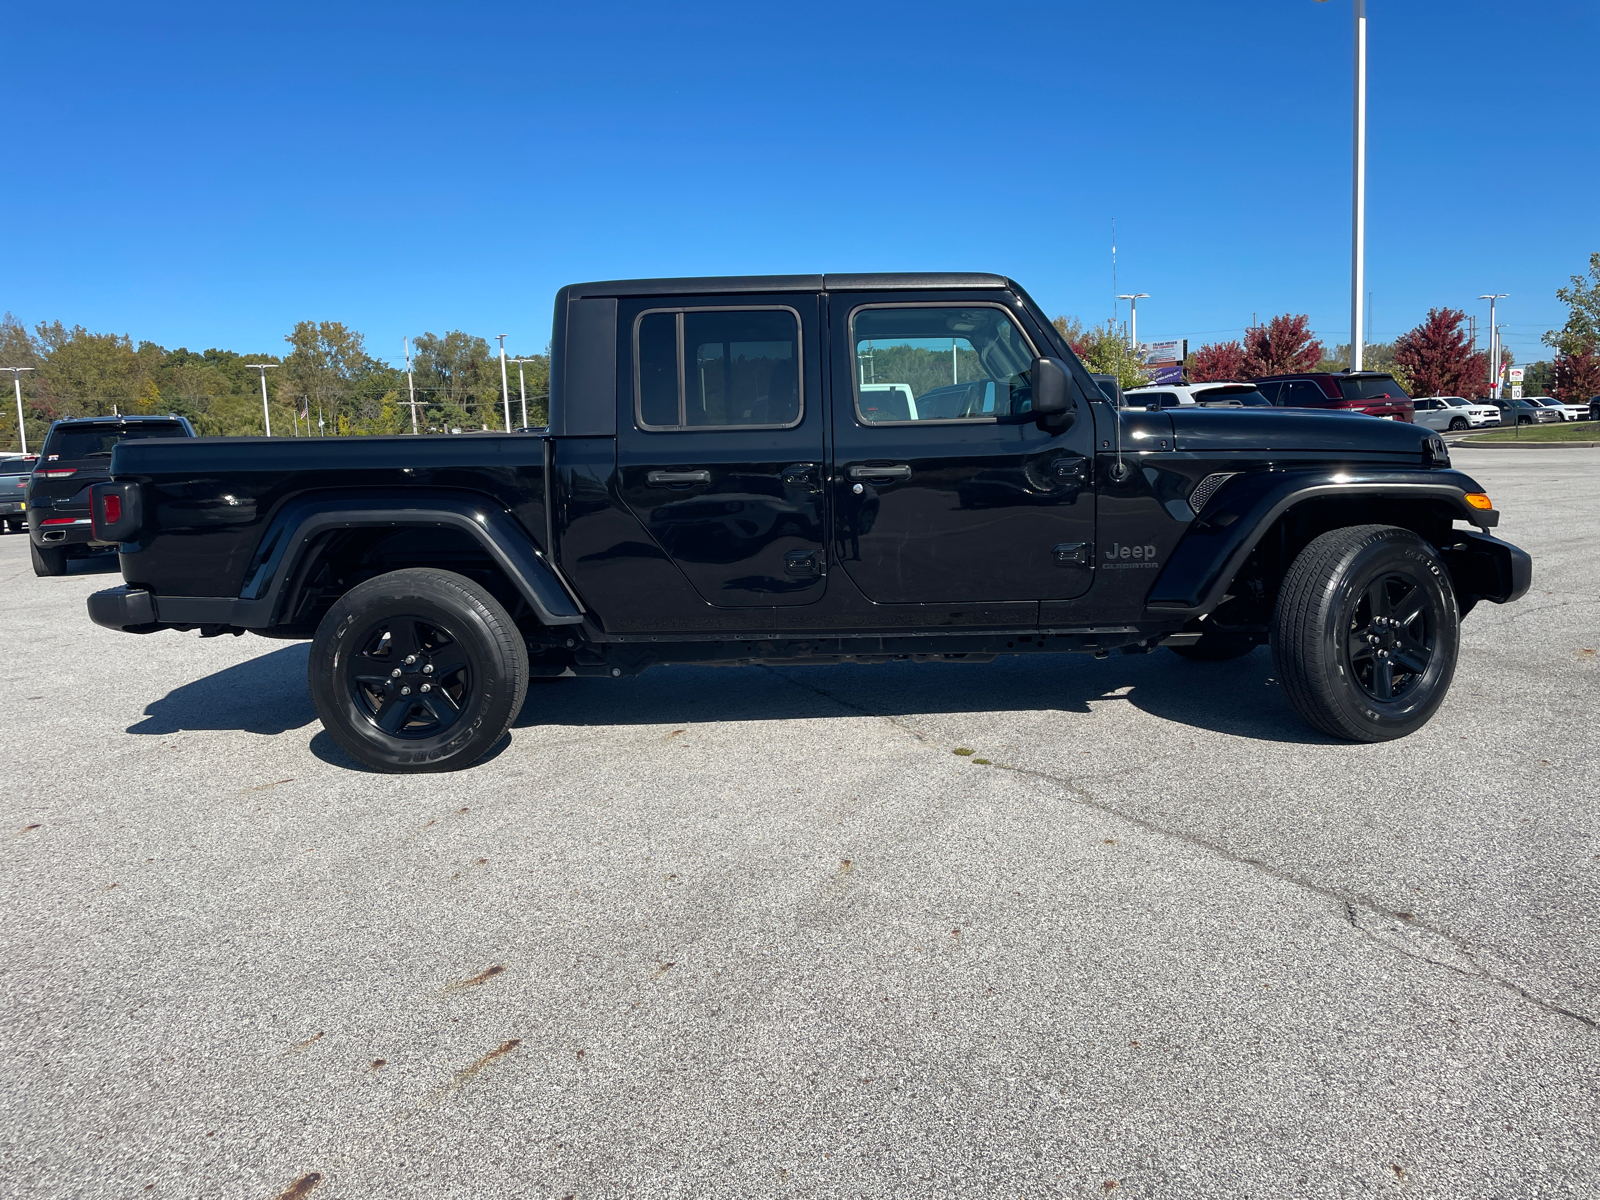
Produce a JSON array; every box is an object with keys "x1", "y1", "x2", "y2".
[{"x1": 1140, "y1": 338, "x2": 1188, "y2": 384}]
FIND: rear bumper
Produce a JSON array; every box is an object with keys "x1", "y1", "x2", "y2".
[
  {"x1": 32, "y1": 519, "x2": 108, "y2": 548},
  {"x1": 87, "y1": 586, "x2": 161, "y2": 632}
]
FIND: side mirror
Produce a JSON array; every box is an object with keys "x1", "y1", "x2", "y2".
[{"x1": 1032, "y1": 356, "x2": 1075, "y2": 428}]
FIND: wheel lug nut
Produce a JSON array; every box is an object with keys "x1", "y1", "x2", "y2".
[
  {"x1": 391, "y1": 668, "x2": 402, "y2": 678},
  {"x1": 422, "y1": 664, "x2": 434, "y2": 674},
  {"x1": 420, "y1": 684, "x2": 431, "y2": 693},
  {"x1": 401, "y1": 685, "x2": 412, "y2": 695},
  {"x1": 405, "y1": 655, "x2": 417, "y2": 665}
]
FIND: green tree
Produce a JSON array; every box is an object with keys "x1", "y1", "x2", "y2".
[
  {"x1": 1543, "y1": 251, "x2": 1600, "y2": 356},
  {"x1": 283, "y1": 320, "x2": 378, "y2": 433},
  {"x1": 1053, "y1": 316, "x2": 1149, "y2": 391}
]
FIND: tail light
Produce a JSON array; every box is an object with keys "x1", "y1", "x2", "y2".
[
  {"x1": 90, "y1": 481, "x2": 142, "y2": 542},
  {"x1": 39, "y1": 468, "x2": 77, "y2": 478}
]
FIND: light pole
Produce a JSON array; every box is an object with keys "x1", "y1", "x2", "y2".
[
  {"x1": 1317, "y1": 0, "x2": 1366, "y2": 369},
  {"x1": 510, "y1": 358, "x2": 541, "y2": 428},
  {"x1": 245, "y1": 363, "x2": 279, "y2": 436},
  {"x1": 404, "y1": 337, "x2": 419, "y2": 434},
  {"x1": 1117, "y1": 294, "x2": 1149, "y2": 354},
  {"x1": 1479, "y1": 295, "x2": 1507, "y2": 397},
  {"x1": 2, "y1": 366, "x2": 35, "y2": 453},
  {"x1": 496, "y1": 335, "x2": 512, "y2": 432}
]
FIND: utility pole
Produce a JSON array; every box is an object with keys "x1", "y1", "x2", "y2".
[
  {"x1": 245, "y1": 364, "x2": 279, "y2": 436},
  {"x1": 404, "y1": 337, "x2": 419, "y2": 434},
  {"x1": 496, "y1": 335, "x2": 512, "y2": 432},
  {"x1": 2, "y1": 366, "x2": 35, "y2": 454},
  {"x1": 1117, "y1": 294, "x2": 1149, "y2": 354},
  {"x1": 510, "y1": 358, "x2": 541, "y2": 428}
]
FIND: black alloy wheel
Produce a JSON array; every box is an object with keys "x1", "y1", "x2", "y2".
[
  {"x1": 1271, "y1": 525, "x2": 1459, "y2": 741},
  {"x1": 309, "y1": 568, "x2": 528, "y2": 772},
  {"x1": 1448, "y1": 417, "x2": 1468, "y2": 431},
  {"x1": 348, "y1": 617, "x2": 473, "y2": 737}
]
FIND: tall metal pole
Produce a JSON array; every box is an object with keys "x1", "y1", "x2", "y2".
[
  {"x1": 245, "y1": 364, "x2": 278, "y2": 436},
  {"x1": 518, "y1": 360, "x2": 528, "y2": 427},
  {"x1": 405, "y1": 337, "x2": 418, "y2": 434},
  {"x1": 1117, "y1": 294, "x2": 1149, "y2": 353},
  {"x1": 1350, "y1": 0, "x2": 1367, "y2": 370},
  {"x1": 4, "y1": 367, "x2": 35, "y2": 454},
  {"x1": 496, "y1": 335, "x2": 511, "y2": 432}
]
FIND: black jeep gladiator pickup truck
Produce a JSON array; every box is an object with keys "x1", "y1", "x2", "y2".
[{"x1": 85, "y1": 273, "x2": 1531, "y2": 772}]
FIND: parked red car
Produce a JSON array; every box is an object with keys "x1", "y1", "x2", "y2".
[{"x1": 1254, "y1": 371, "x2": 1414, "y2": 422}]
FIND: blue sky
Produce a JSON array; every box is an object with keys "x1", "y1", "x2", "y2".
[{"x1": 3, "y1": 1, "x2": 1595, "y2": 368}]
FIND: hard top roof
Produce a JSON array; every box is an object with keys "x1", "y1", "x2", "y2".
[
  {"x1": 561, "y1": 272, "x2": 1011, "y2": 299},
  {"x1": 52, "y1": 414, "x2": 186, "y2": 425},
  {"x1": 1253, "y1": 370, "x2": 1397, "y2": 380}
]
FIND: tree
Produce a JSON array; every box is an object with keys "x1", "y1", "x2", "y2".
[
  {"x1": 1189, "y1": 341, "x2": 1247, "y2": 382},
  {"x1": 1393, "y1": 308, "x2": 1482, "y2": 398},
  {"x1": 1052, "y1": 316, "x2": 1148, "y2": 390},
  {"x1": 1543, "y1": 251, "x2": 1600, "y2": 357},
  {"x1": 283, "y1": 320, "x2": 379, "y2": 432},
  {"x1": 1554, "y1": 350, "x2": 1600, "y2": 403},
  {"x1": 1242, "y1": 314, "x2": 1322, "y2": 378}
]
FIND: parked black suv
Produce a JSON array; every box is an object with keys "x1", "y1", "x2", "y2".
[
  {"x1": 84, "y1": 273, "x2": 1528, "y2": 771},
  {"x1": 1254, "y1": 371, "x2": 1414, "y2": 421},
  {"x1": 28, "y1": 414, "x2": 195, "y2": 575}
]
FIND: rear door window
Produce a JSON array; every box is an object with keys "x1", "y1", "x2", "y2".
[
  {"x1": 634, "y1": 307, "x2": 802, "y2": 430},
  {"x1": 42, "y1": 422, "x2": 186, "y2": 462},
  {"x1": 1278, "y1": 381, "x2": 1328, "y2": 406},
  {"x1": 1339, "y1": 377, "x2": 1409, "y2": 401}
]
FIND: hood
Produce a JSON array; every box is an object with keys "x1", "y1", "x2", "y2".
[{"x1": 1166, "y1": 407, "x2": 1433, "y2": 458}]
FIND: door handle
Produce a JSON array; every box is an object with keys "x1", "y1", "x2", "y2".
[
  {"x1": 846, "y1": 464, "x2": 911, "y2": 482},
  {"x1": 646, "y1": 469, "x2": 711, "y2": 486}
]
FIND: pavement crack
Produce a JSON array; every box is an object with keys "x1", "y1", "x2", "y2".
[{"x1": 763, "y1": 666, "x2": 1596, "y2": 1032}]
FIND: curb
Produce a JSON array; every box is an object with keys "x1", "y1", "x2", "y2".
[{"x1": 1452, "y1": 438, "x2": 1600, "y2": 449}]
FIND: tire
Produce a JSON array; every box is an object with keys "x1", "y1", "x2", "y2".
[
  {"x1": 30, "y1": 540, "x2": 68, "y2": 576},
  {"x1": 1271, "y1": 525, "x2": 1458, "y2": 742},
  {"x1": 308, "y1": 568, "x2": 529, "y2": 773},
  {"x1": 1168, "y1": 632, "x2": 1258, "y2": 661},
  {"x1": 1447, "y1": 417, "x2": 1468, "y2": 431}
]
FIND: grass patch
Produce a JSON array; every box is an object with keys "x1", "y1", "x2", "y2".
[{"x1": 1462, "y1": 422, "x2": 1600, "y2": 443}]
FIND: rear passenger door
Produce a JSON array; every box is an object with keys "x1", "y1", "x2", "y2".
[{"x1": 615, "y1": 294, "x2": 828, "y2": 607}]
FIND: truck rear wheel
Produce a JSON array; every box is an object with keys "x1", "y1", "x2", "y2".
[
  {"x1": 309, "y1": 568, "x2": 529, "y2": 773},
  {"x1": 31, "y1": 541, "x2": 68, "y2": 576},
  {"x1": 1271, "y1": 525, "x2": 1458, "y2": 742}
]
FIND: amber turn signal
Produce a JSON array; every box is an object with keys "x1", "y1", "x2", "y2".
[{"x1": 1465, "y1": 492, "x2": 1493, "y2": 510}]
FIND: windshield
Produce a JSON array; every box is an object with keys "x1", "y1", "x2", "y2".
[
  {"x1": 42, "y1": 423, "x2": 185, "y2": 462},
  {"x1": 1194, "y1": 386, "x2": 1271, "y2": 406},
  {"x1": 1338, "y1": 377, "x2": 1409, "y2": 401},
  {"x1": 1442, "y1": 397, "x2": 1470, "y2": 407}
]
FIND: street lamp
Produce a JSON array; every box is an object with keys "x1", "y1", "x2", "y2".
[
  {"x1": 1117, "y1": 294, "x2": 1149, "y2": 353},
  {"x1": 404, "y1": 337, "x2": 419, "y2": 434},
  {"x1": 496, "y1": 335, "x2": 512, "y2": 432},
  {"x1": 1316, "y1": 0, "x2": 1367, "y2": 369},
  {"x1": 244, "y1": 363, "x2": 279, "y2": 437},
  {"x1": 2, "y1": 366, "x2": 35, "y2": 453}
]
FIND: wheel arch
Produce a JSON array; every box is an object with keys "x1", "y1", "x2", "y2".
[
  {"x1": 233, "y1": 491, "x2": 584, "y2": 632},
  {"x1": 1145, "y1": 469, "x2": 1499, "y2": 618}
]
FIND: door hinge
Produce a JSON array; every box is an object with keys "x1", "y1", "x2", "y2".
[{"x1": 1052, "y1": 542, "x2": 1091, "y2": 567}]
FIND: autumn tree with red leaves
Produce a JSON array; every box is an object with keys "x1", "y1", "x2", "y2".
[
  {"x1": 1242, "y1": 315, "x2": 1323, "y2": 378},
  {"x1": 1393, "y1": 308, "x2": 1484, "y2": 398},
  {"x1": 1554, "y1": 349, "x2": 1600, "y2": 403},
  {"x1": 1188, "y1": 341, "x2": 1247, "y2": 382}
]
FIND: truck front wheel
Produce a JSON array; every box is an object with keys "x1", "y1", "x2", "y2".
[
  {"x1": 309, "y1": 568, "x2": 529, "y2": 772},
  {"x1": 1271, "y1": 525, "x2": 1458, "y2": 742}
]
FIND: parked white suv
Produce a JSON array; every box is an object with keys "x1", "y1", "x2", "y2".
[
  {"x1": 1411, "y1": 396, "x2": 1499, "y2": 431},
  {"x1": 1524, "y1": 395, "x2": 1586, "y2": 421},
  {"x1": 1123, "y1": 382, "x2": 1272, "y2": 409}
]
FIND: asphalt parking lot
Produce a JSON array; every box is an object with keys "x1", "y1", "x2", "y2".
[{"x1": 2, "y1": 447, "x2": 1596, "y2": 1200}]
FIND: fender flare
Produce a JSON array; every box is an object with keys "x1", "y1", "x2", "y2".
[
  {"x1": 1145, "y1": 468, "x2": 1502, "y2": 616},
  {"x1": 228, "y1": 490, "x2": 584, "y2": 628}
]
